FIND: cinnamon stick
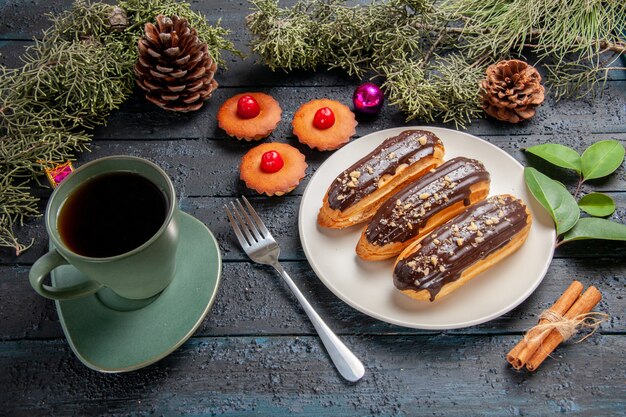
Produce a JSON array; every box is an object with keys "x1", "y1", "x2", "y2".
[
  {"x1": 506, "y1": 281, "x2": 584, "y2": 370},
  {"x1": 525, "y1": 286, "x2": 602, "y2": 371}
]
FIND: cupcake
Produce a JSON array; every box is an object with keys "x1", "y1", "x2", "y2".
[
  {"x1": 217, "y1": 92, "x2": 282, "y2": 141},
  {"x1": 239, "y1": 143, "x2": 307, "y2": 196},
  {"x1": 292, "y1": 98, "x2": 357, "y2": 151}
]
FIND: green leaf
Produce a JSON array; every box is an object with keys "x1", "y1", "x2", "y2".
[
  {"x1": 578, "y1": 193, "x2": 616, "y2": 217},
  {"x1": 525, "y1": 144, "x2": 581, "y2": 173},
  {"x1": 524, "y1": 167, "x2": 580, "y2": 235},
  {"x1": 581, "y1": 140, "x2": 625, "y2": 180},
  {"x1": 561, "y1": 218, "x2": 626, "y2": 243}
]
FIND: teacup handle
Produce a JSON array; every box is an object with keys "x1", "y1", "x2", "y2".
[{"x1": 29, "y1": 249, "x2": 103, "y2": 300}]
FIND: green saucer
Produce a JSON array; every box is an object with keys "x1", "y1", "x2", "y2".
[{"x1": 51, "y1": 211, "x2": 222, "y2": 372}]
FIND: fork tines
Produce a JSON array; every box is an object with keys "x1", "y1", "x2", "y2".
[{"x1": 224, "y1": 196, "x2": 272, "y2": 247}]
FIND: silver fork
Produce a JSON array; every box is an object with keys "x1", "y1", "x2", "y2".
[{"x1": 225, "y1": 196, "x2": 365, "y2": 382}]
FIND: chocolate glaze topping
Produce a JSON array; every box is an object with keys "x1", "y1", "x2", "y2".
[
  {"x1": 365, "y1": 157, "x2": 489, "y2": 245},
  {"x1": 393, "y1": 195, "x2": 529, "y2": 301},
  {"x1": 327, "y1": 130, "x2": 442, "y2": 211}
]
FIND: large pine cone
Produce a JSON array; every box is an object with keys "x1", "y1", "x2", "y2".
[
  {"x1": 481, "y1": 59, "x2": 545, "y2": 123},
  {"x1": 135, "y1": 15, "x2": 218, "y2": 112}
]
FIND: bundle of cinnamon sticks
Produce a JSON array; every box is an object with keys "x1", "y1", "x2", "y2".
[{"x1": 507, "y1": 281, "x2": 604, "y2": 371}]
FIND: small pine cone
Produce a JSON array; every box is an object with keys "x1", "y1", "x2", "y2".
[
  {"x1": 481, "y1": 59, "x2": 545, "y2": 123},
  {"x1": 135, "y1": 15, "x2": 218, "y2": 112},
  {"x1": 108, "y1": 6, "x2": 128, "y2": 32}
]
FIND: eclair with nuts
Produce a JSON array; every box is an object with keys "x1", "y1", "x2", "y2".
[
  {"x1": 317, "y1": 130, "x2": 445, "y2": 228},
  {"x1": 356, "y1": 157, "x2": 490, "y2": 260},
  {"x1": 393, "y1": 195, "x2": 532, "y2": 302}
]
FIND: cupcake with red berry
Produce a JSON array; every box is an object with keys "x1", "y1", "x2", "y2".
[
  {"x1": 239, "y1": 143, "x2": 308, "y2": 196},
  {"x1": 217, "y1": 92, "x2": 282, "y2": 141},
  {"x1": 292, "y1": 98, "x2": 357, "y2": 151}
]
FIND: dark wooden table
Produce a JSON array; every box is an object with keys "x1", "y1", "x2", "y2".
[{"x1": 1, "y1": 1, "x2": 625, "y2": 415}]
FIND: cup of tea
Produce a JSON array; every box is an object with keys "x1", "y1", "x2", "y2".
[{"x1": 29, "y1": 156, "x2": 180, "y2": 301}]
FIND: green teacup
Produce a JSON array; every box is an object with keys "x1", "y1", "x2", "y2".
[{"x1": 29, "y1": 156, "x2": 180, "y2": 301}]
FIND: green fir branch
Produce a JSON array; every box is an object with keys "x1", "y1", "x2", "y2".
[
  {"x1": 246, "y1": 0, "x2": 626, "y2": 121},
  {"x1": 0, "y1": 0, "x2": 240, "y2": 254}
]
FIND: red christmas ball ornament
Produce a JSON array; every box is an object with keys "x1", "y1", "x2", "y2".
[
  {"x1": 352, "y1": 82, "x2": 384, "y2": 114},
  {"x1": 260, "y1": 150, "x2": 284, "y2": 173},
  {"x1": 237, "y1": 95, "x2": 261, "y2": 119},
  {"x1": 312, "y1": 107, "x2": 335, "y2": 129}
]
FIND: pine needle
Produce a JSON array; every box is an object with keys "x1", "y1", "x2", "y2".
[
  {"x1": 0, "y1": 0, "x2": 239, "y2": 254},
  {"x1": 246, "y1": 0, "x2": 625, "y2": 122}
]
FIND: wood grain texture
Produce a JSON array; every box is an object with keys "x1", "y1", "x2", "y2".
[
  {"x1": 2, "y1": 192, "x2": 625, "y2": 265},
  {"x1": 90, "y1": 85, "x2": 626, "y2": 139},
  {"x1": 1, "y1": 335, "x2": 625, "y2": 417},
  {"x1": 1, "y1": 257, "x2": 624, "y2": 340},
  {"x1": 1, "y1": 0, "x2": 625, "y2": 415}
]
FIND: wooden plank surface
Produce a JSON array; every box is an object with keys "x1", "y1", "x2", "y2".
[
  {"x1": 2, "y1": 192, "x2": 625, "y2": 265},
  {"x1": 1, "y1": 335, "x2": 625, "y2": 417},
  {"x1": 1, "y1": 257, "x2": 624, "y2": 341},
  {"x1": 1, "y1": 0, "x2": 625, "y2": 415}
]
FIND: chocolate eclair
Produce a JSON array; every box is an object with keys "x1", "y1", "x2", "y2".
[
  {"x1": 356, "y1": 157, "x2": 490, "y2": 260},
  {"x1": 393, "y1": 194, "x2": 532, "y2": 302},
  {"x1": 317, "y1": 130, "x2": 445, "y2": 228}
]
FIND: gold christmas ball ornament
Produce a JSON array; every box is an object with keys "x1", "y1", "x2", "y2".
[
  {"x1": 135, "y1": 15, "x2": 218, "y2": 112},
  {"x1": 481, "y1": 59, "x2": 545, "y2": 124}
]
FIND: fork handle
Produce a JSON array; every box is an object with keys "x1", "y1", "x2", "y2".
[{"x1": 273, "y1": 263, "x2": 365, "y2": 382}]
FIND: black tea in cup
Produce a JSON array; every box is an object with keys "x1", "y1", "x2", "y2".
[{"x1": 58, "y1": 172, "x2": 167, "y2": 258}]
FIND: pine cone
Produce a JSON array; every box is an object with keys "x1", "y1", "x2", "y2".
[
  {"x1": 481, "y1": 59, "x2": 545, "y2": 123},
  {"x1": 135, "y1": 15, "x2": 218, "y2": 112},
  {"x1": 108, "y1": 6, "x2": 128, "y2": 32}
]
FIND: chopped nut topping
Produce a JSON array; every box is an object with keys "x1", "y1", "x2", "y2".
[
  {"x1": 407, "y1": 223, "x2": 413, "y2": 230},
  {"x1": 419, "y1": 193, "x2": 431, "y2": 200},
  {"x1": 423, "y1": 267, "x2": 430, "y2": 275},
  {"x1": 434, "y1": 193, "x2": 440, "y2": 200},
  {"x1": 418, "y1": 136, "x2": 428, "y2": 145},
  {"x1": 424, "y1": 202, "x2": 431, "y2": 209},
  {"x1": 349, "y1": 170, "x2": 361, "y2": 179},
  {"x1": 456, "y1": 238, "x2": 464, "y2": 246},
  {"x1": 475, "y1": 236, "x2": 484, "y2": 243},
  {"x1": 485, "y1": 219, "x2": 493, "y2": 225},
  {"x1": 433, "y1": 238, "x2": 441, "y2": 245},
  {"x1": 444, "y1": 175, "x2": 452, "y2": 183},
  {"x1": 430, "y1": 256, "x2": 438, "y2": 266},
  {"x1": 498, "y1": 210, "x2": 505, "y2": 218},
  {"x1": 477, "y1": 230, "x2": 483, "y2": 237},
  {"x1": 346, "y1": 181, "x2": 357, "y2": 188},
  {"x1": 439, "y1": 265, "x2": 446, "y2": 272},
  {"x1": 407, "y1": 260, "x2": 417, "y2": 268},
  {"x1": 396, "y1": 199, "x2": 402, "y2": 206},
  {"x1": 366, "y1": 165, "x2": 374, "y2": 174},
  {"x1": 404, "y1": 203, "x2": 412, "y2": 210},
  {"x1": 453, "y1": 225, "x2": 459, "y2": 232},
  {"x1": 387, "y1": 152, "x2": 396, "y2": 159},
  {"x1": 337, "y1": 195, "x2": 345, "y2": 200},
  {"x1": 468, "y1": 221, "x2": 478, "y2": 231}
]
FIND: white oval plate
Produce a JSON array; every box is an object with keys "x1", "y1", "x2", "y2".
[{"x1": 299, "y1": 127, "x2": 556, "y2": 329}]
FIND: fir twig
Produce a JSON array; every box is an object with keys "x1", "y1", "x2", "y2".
[
  {"x1": 0, "y1": 0, "x2": 240, "y2": 254},
  {"x1": 246, "y1": 0, "x2": 625, "y2": 123}
]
